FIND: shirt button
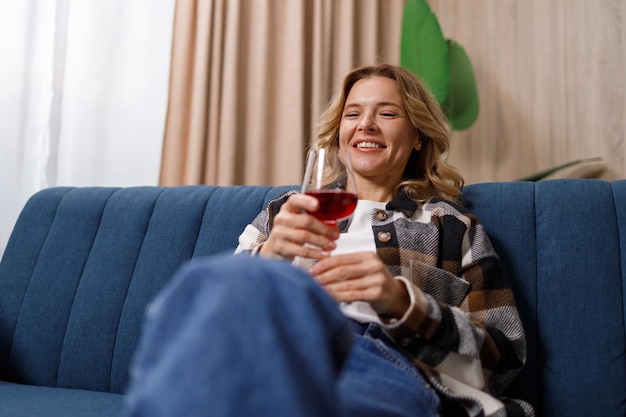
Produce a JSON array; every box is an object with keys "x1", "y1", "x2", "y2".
[
  {"x1": 377, "y1": 231, "x2": 392, "y2": 243},
  {"x1": 375, "y1": 210, "x2": 388, "y2": 221}
]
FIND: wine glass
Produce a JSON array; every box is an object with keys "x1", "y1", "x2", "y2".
[{"x1": 301, "y1": 146, "x2": 358, "y2": 223}]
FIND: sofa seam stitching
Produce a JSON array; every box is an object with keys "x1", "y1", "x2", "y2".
[{"x1": 107, "y1": 186, "x2": 166, "y2": 393}]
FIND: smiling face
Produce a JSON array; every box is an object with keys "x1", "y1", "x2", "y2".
[{"x1": 338, "y1": 76, "x2": 419, "y2": 200}]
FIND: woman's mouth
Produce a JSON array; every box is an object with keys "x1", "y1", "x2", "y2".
[{"x1": 354, "y1": 141, "x2": 385, "y2": 149}]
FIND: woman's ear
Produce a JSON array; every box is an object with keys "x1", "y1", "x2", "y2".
[{"x1": 414, "y1": 131, "x2": 424, "y2": 151}]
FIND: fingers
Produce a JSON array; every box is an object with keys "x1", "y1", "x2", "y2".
[
  {"x1": 310, "y1": 253, "x2": 385, "y2": 294},
  {"x1": 309, "y1": 252, "x2": 377, "y2": 282},
  {"x1": 265, "y1": 224, "x2": 335, "y2": 260},
  {"x1": 259, "y1": 194, "x2": 340, "y2": 260},
  {"x1": 309, "y1": 252, "x2": 408, "y2": 317},
  {"x1": 280, "y1": 194, "x2": 339, "y2": 238},
  {"x1": 283, "y1": 193, "x2": 319, "y2": 213}
]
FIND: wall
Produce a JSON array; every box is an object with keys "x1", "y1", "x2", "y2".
[{"x1": 429, "y1": 0, "x2": 626, "y2": 183}]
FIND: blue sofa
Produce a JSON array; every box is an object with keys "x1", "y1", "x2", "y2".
[{"x1": 0, "y1": 179, "x2": 625, "y2": 417}]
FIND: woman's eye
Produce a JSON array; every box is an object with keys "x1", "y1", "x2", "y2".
[
  {"x1": 380, "y1": 112, "x2": 397, "y2": 118},
  {"x1": 343, "y1": 112, "x2": 359, "y2": 118}
]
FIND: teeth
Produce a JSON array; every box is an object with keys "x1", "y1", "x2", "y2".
[{"x1": 356, "y1": 142, "x2": 382, "y2": 148}]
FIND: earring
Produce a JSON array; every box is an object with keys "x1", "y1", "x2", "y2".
[{"x1": 415, "y1": 142, "x2": 422, "y2": 151}]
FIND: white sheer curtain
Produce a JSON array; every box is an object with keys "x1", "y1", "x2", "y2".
[{"x1": 0, "y1": 0, "x2": 175, "y2": 255}]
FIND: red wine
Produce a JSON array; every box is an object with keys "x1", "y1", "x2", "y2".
[{"x1": 305, "y1": 190, "x2": 357, "y2": 222}]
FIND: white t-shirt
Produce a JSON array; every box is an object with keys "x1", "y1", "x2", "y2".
[{"x1": 333, "y1": 200, "x2": 389, "y2": 324}]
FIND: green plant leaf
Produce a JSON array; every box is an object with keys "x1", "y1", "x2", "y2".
[
  {"x1": 518, "y1": 157, "x2": 603, "y2": 181},
  {"x1": 400, "y1": 0, "x2": 450, "y2": 104},
  {"x1": 443, "y1": 40, "x2": 479, "y2": 130}
]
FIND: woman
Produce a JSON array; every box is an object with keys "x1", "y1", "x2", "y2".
[{"x1": 125, "y1": 64, "x2": 533, "y2": 417}]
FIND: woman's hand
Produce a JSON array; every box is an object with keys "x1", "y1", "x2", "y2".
[
  {"x1": 309, "y1": 251, "x2": 411, "y2": 319},
  {"x1": 259, "y1": 193, "x2": 340, "y2": 261}
]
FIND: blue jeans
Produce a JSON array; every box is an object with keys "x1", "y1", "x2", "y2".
[{"x1": 124, "y1": 254, "x2": 441, "y2": 417}]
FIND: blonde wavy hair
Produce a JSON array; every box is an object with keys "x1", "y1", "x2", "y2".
[{"x1": 313, "y1": 63, "x2": 464, "y2": 203}]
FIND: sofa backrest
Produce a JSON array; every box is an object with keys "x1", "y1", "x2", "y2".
[
  {"x1": 0, "y1": 179, "x2": 625, "y2": 417},
  {"x1": 0, "y1": 185, "x2": 293, "y2": 394},
  {"x1": 463, "y1": 179, "x2": 626, "y2": 417}
]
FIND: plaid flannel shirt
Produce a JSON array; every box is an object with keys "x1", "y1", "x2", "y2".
[{"x1": 235, "y1": 190, "x2": 534, "y2": 417}]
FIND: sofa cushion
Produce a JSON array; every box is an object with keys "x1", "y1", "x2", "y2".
[
  {"x1": 464, "y1": 179, "x2": 626, "y2": 417},
  {"x1": 0, "y1": 381, "x2": 124, "y2": 417},
  {"x1": 2, "y1": 180, "x2": 625, "y2": 417},
  {"x1": 0, "y1": 185, "x2": 294, "y2": 394}
]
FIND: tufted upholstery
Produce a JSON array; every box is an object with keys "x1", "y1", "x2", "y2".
[
  {"x1": 0, "y1": 179, "x2": 625, "y2": 416},
  {"x1": 464, "y1": 179, "x2": 626, "y2": 416}
]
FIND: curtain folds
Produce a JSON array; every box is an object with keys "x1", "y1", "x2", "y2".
[
  {"x1": 160, "y1": 0, "x2": 405, "y2": 187},
  {"x1": 0, "y1": 0, "x2": 174, "y2": 256}
]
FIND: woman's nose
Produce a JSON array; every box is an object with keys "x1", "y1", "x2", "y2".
[{"x1": 358, "y1": 114, "x2": 376, "y2": 131}]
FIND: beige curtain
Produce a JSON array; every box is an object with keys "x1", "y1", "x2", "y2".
[{"x1": 160, "y1": 0, "x2": 405, "y2": 187}]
